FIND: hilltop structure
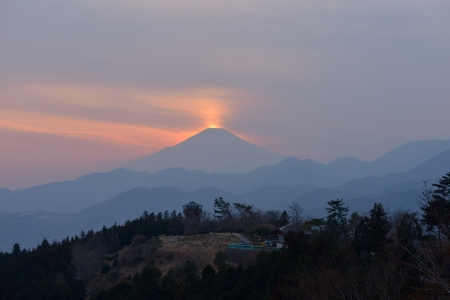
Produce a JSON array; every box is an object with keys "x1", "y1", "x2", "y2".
[{"x1": 183, "y1": 201, "x2": 203, "y2": 235}]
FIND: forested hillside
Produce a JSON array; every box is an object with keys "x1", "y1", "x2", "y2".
[{"x1": 1, "y1": 173, "x2": 450, "y2": 299}]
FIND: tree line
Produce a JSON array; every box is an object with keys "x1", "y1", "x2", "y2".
[
  {"x1": 96, "y1": 172, "x2": 450, "y2": 299},
  {"x1": 1, "y1": 172, "x2": 450, "y2": 299}
]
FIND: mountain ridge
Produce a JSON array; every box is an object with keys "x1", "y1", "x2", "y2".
[
  {"x1": 334, "y1": 149, "x2": 450, "y2": 194},
  {"x1": 122, "y1": 128, "x2": 288, "y2": 174},
  {"x1": 327, "y1": 139, "x2": 450, "y2": 178},
  {"x1": 1, "y1": 147, "x2": 450, "y2": 213}
]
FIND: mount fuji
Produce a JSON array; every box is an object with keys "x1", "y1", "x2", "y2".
[{"x1": 122, "y1": 128, "x2": 288, "y2": 174}]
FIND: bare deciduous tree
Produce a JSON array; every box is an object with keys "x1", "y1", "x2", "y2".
[{"x1": 288, "y1": 202, "x2": 303, "y2": 231}]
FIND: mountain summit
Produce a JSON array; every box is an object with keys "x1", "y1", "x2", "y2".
[{"x1": 122, "y1": 128, "x2": 288, "y2": 174}]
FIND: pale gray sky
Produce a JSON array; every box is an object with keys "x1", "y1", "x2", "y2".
[{"x1": 1, "y1": 0, "x2": 449, "y2": 189}]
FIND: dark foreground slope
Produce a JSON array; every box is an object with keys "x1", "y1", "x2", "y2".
[{"x1": 3, "y1": 187, "x2": 450, "y2": 299}]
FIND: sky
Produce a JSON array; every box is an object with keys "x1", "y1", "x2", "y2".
[{"x1": 1, "y1": 0, "x2": 449, "y2": 190}]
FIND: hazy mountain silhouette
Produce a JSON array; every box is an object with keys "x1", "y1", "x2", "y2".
[
  {"x1": 334, "y1": 149, "x2": 450, "y2": 194},
  {"x1": 1, "y1": 130, "x2": 449, "y2": 214},
  {"x1": 0, "y1": 187, "x2": 238, "y2": 250},
  {"x1": 371, "y1": 139, "x2": 450, "y2": 173},
  {"x1": 302, "y1": 190, "x2": 422, "y2": 218},
  {"x1": 3, "y1": 129, "x2": 450, "y2": 251},
  {"x1": 235, "y1": 185, "x2": 316, "y2": 209},
  {"x1": 2, "y1": 148, "x2": 450, "y2": 214},
  {"x1": 76, "y1": 187, "x2": 237, "y2": 228},
  {"x1": 0, "y1": 188, "x2": 12, "y2": 198},
  {"x1": 0, "y1": 157, "x2": 351, "y2": 213},
  {"x1": 328, "y1": 139, "x2": 450, "y2": 179},
  {"x1": 0, "y1": 211, "x2": 79, "y2": 251},
  {"x1": 273, "y1": 188, "x2": 362, "y2": 211},
  {"x1": 0, "y1": 169, "x2": 154, "y2": 213},
  {"x1": 0, "y1": 157, "x2": 337, "y2": 213},
  {"x1": 364, "y1": 182, "x2": 424, "y2": 198},
  {"x1": 122, "y1": 128, "x2": 288, "y2": 174},
  {"x1": 0, "y1": 186, "x2": 423, "y2": 251}
]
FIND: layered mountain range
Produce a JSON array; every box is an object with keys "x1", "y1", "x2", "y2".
[{"x1": 1, "y1": 128, "x2": 449, "y2": 250}]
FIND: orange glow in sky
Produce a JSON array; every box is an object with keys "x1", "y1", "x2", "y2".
[
  {"x1": 0, "y1": 81, "x2": 242, "y2": 189},
  {"x1": 0, "y1": 82, "x2": 236, "y2": 158}
]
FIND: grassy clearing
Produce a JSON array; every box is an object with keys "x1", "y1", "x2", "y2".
[
  {"x1": 87, "y1": 233, "x2": 240, "y2": 298},
  {"x1": 157, "y1": 233, "x2": 240, "y2": 274}
]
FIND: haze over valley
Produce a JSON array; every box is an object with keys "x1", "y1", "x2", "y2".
[{"x1": 1, "y1": 128, "x2": 449, "y2": 249}]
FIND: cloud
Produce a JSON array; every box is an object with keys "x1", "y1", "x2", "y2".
[
  {"x1": 79, "y1": 0, "x2": 450, "y2": 16},
  {"x1": 0, "y1": 81, "x2": 243, "y2": 150}
]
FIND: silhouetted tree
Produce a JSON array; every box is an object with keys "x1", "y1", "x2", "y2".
[
  {"x1": 420, "y1": 175, "x2": 450, "y2": 253},
  {"x1": 278, "y1": 210, "x2": 290, "y2": 227},
  {"x1": 12, "y1": 243, "x2": 20, "y2": 256},
  {"x1": 326, "y1": 199, "x2": 349, "y2": 236},
  {"x1": 213, "y1": 197, "x2": 231, "y2": 220},
  {"x1": 288, "y1": 202, "x2": 303, "y2": 231},
  {"x1": 354, "y1": 203, "x2": 391, "y2": 259}
]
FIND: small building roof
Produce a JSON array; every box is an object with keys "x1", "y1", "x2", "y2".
[{"x1": 182, "y1": 201, "x2": 203, "y2": 207}]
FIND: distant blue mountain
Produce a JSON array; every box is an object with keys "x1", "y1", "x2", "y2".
[
  {"x1": 273, "y1": 188, "x2": 362, "y2": 211},
  {"x1": 1, "y1": 147, "x2": 450, "y2": 214},
  {"x1": 0, "y1": 186, "x2": 425, "y2": 251},
  {"x1": 370, "y1": 139, "x2": 450, "y2": 174},
  {"x1": 302, "y1": 190, "x2": 423, "y2": 218},
  {"x1": 123, "y1": 128, "x2": 288, "y2": 174},
  {"x1": 0, "y1": 186, "x2": 237, "y2": 250},
  {"x1": 328, "y1": 139, "x2": 450, "y2": 178},
  {"x1": 1, "y1": 129, "x2": 449, "y2": 214},
  {"x1": 0, "y1": 188, "x2": 12, "y2": 197},
  {"x1": 2, "y1": 130, "x2": 449, "y2": 251},
  {"x1": 235, "y1": 185, "x2": 316, "y2": 209},
  {"x1": 0, "y1": 169, "x2": 154, "y2": 213},
  {"x1": 335, "y1": 149, "x2": 450, "y2": 194}
]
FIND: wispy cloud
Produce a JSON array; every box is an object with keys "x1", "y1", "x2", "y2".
[{"x1": 0, "y1": 82, "x2": 241, "y2": 151}]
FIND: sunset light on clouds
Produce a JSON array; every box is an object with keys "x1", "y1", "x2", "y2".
[
  {"x1": 0, "y1": 81, "x2": 237, "y2": 148},
  {"x1": 0, "y1": 80, "x2": 241, "y2": 188},
  {"x1": 1, "y1": 0, "x2": 450, "y2": 189}
]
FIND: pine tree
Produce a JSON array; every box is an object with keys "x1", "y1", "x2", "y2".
[
  {"x1": 420, "y1": 172, "x2": 450, "y2": 252},
  {"x1": 368, "y1": 202, "x2": 390, "y2": 252},
  {"x1": 353, "y1": 202, "x2": 390, "y2": 258},
  {"x1": 12, "y1": 243, "x2": 20, "y2": 255},
  {"x1": 433, "y1": 172, "x2": 450, "y2": 201},
  {"x1": 326, "y1": 199, "x2": 349, "y2": 236},
  {"x1": 278, "y1": 210, "x2": 290, "y2": 227},
  {"x1": 213, "y1": 197, "x2": 231, "y2": 220}
]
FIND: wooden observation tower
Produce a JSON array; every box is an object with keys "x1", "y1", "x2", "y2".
[
  {"x1": 183, "y1": 201, "x2": 203, "y2": 236},
  {"x1": 182, "y1": 201, "x2": 203, "y2": 221}
]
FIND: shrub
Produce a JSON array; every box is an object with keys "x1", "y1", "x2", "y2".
[
  {"x1": 167, "y1": 252, "x2": 174, "y2": 260},
  {"x1": 133, "y1": 256, "x2": 144, "y2": 263},
  {"x1": 131, "y1": 235, "x2": 148, "y2": 247},
  {"x1": 105, "y1": 253, "x2": 119, "y2": 261},
  {"x1": 100, "y1": 263, "x2": 111, "y2": 274},
  {"x1": 108, "y1": 271, "x2": 119, "y2": 281}
]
